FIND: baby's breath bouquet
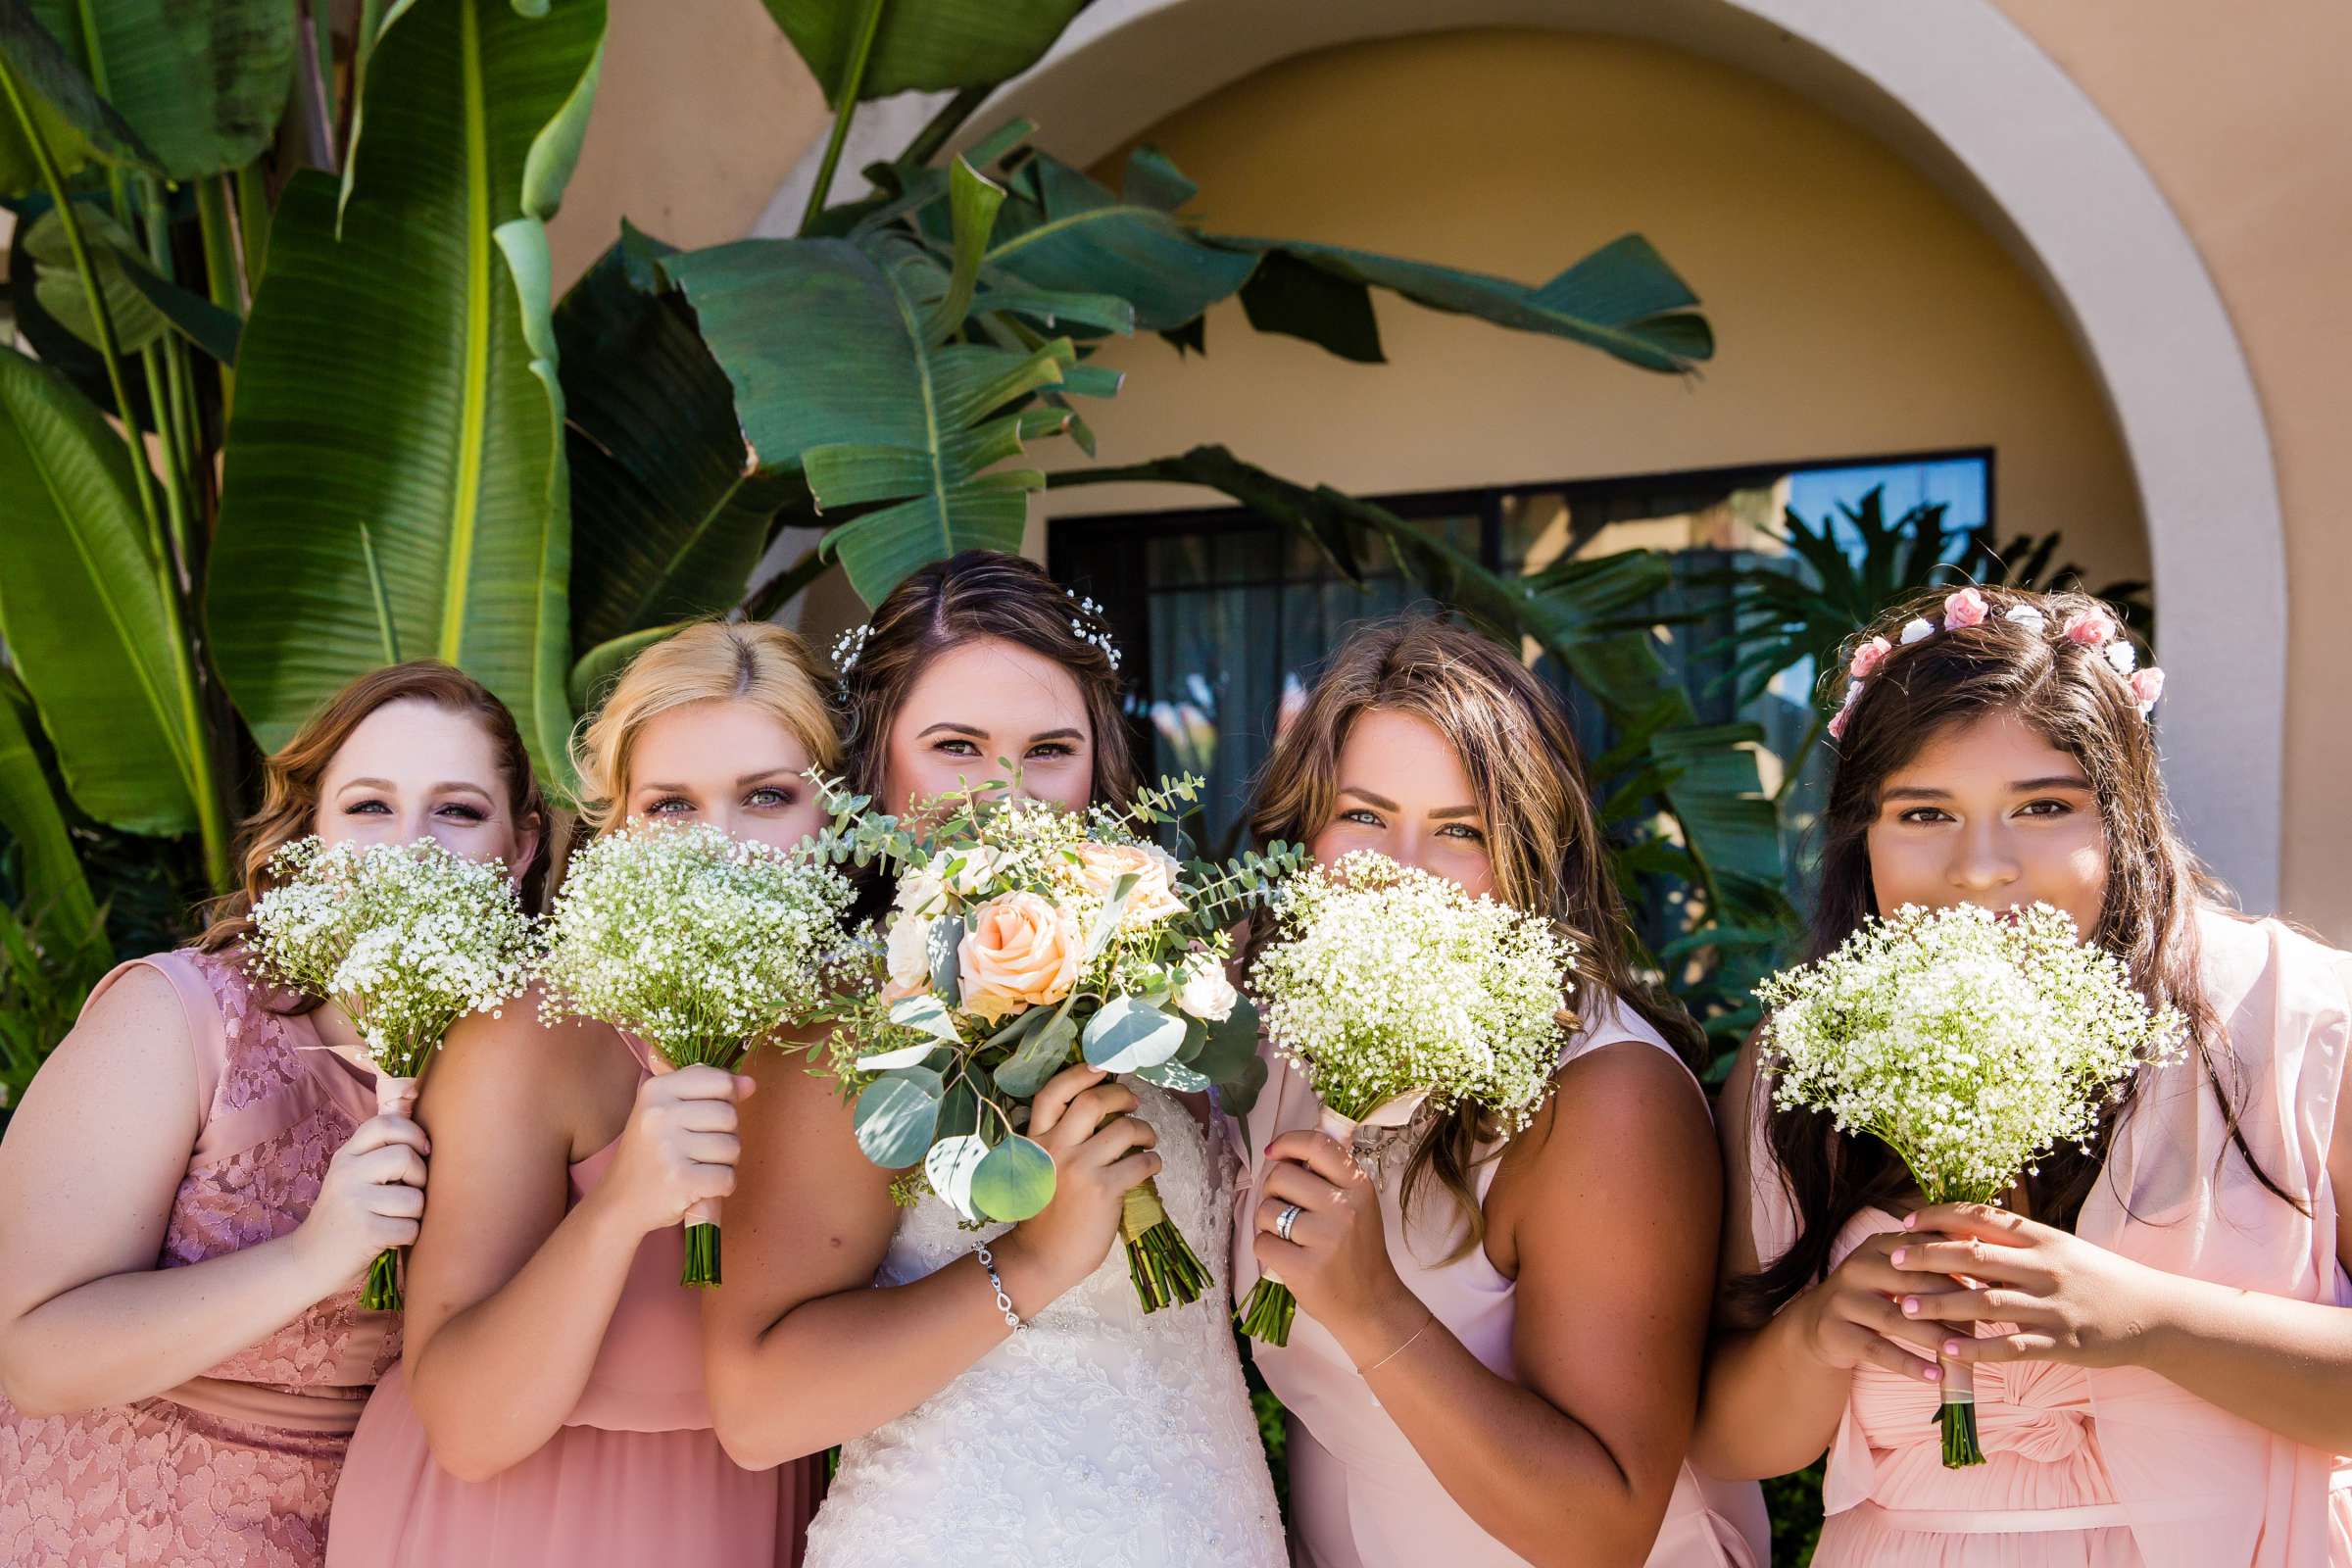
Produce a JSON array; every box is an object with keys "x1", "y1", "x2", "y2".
[
  {"x1": 809, "y1": 771, "x2": 1302, "y2": 1313},
  {"x1": 537, "y1": 821, "x2": 857, "y2": 1287},
  {"x1": 1238, "y1": 851, "x2": 1576, "y2": 1346},
  {"x1": 247, "y1": 836, "x2": 540, "y2": 1309},
  {"x1": 1755, "y1": 901, "x2": 2188, "y2": 1467}
]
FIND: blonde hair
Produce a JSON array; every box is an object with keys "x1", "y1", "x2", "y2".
[{"x1": 570, "y1": 621, "x2": 840, "y2": 834}]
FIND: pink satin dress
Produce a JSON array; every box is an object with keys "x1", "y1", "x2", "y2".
[
  {"x1": 1747, "y1": 911, "x2": 2352, "y2": 1566},
  {"x1": 0, "y1": 947, "x2": 400, "y2": 1568},
  {"x1": 1232, "y1": 991, "x2": 1772, "y2": 1568},
  {"x1": 324, "y1": 1031, "x2": 822, "y2": 1568}
]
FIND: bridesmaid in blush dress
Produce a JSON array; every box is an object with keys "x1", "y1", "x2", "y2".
[
  {"x1": 1697, "y1": 587, "x2": 2352, "y2": 1566},
  {"x1": 326, "y1": 622, "x2": 836, "y2": 1568},
  {"x1": 0, "y1": 663, "x2": 548, "y2": 1568},
  {"x1": 1230, "y1": 616, "x2": 1769, "y2": 1568}
]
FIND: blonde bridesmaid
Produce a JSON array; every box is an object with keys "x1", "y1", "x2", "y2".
[
  {"x1": 0, "y1": 663, "x2": 547, "y2": 1568},
  {"x1": 1696, "y1": 586, "x2": 2352, "y2": 1565},
  {"x1": 1231, "y1": 615, "x2": 1770, "y2": 1568},
  {"x1": 325, "y1": 622, "x2": 837, "y2": 1568}
]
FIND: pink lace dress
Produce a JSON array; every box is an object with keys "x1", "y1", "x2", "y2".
[
  {"x1": 1748, "y1": 912, "x2": 2352, "y2": 1566},
  {"x1": 0, "y1": 947, "x2": 399, "y2": 1568},
  {"x1": 325, "y1": 1030, "x2": 823, "y2": 1568}
]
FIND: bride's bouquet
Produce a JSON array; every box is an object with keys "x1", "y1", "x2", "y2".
[
  {"x1": 537, "y1": 821, "x2": 857, "y2": 1287},
  {"x1": 1755, "y1": 901, "x2": 2187, "y2": 1466},
  {"x1": 1238, "y1": 851, "x2": 1576, "y2": 1346},
  {"x1": 810, "y1": 772, "x2": 1300, "y2": 1313},
  {"x1": 247, "y1": 836, "x2": 539, "y2": 1309}
]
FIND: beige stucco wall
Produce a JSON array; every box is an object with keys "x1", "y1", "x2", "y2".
[{"x1": 1986, "y1": 0, "x2": 2352, "y2": 941}]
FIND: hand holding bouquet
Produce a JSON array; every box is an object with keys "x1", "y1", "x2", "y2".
[
  {"x1": 537, "y1": 821, "x2": 856, "y2": 1287},
  {"x1": 1238, "y1": 851, "x2": 1576, "y2": 1346},
  {"x1": 247, "y1": 836, "x2": 539, "y2": 1309},
  {"x1": 1755, "y1": 901, "x2": 2187, "y2": 1466},
  {"x1": 812, "y1": 772, "x2": 1301, "y2": 1313}
]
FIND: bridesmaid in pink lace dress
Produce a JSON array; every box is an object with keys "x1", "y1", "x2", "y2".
[
  {"x1": 1698, "y1": 586, "x2": 2352, "y2": 1566},
  {"x1": 1228, "y1": 617, "x2": 1769, "y2": 1568},
  {"x1": 327, "y1": 623, "x2": 831, "y2": 1568},
  {"x1": 0, "y1": 663, "x2": 549, "y2": 1568}
]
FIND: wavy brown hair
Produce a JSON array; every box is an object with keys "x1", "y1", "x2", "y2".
[
  {"x1": 1247, "y1": 613, "x2": 1703, "y2": 1255},
  {"x1": 195, "y1": 663, "x2": 550, "y2": 962},
  {"x1": 1735, "y1": 585, "x2": 2295, "y2": 1321},
  {"x1": 836, "y1": 550, "x2": 1139, "y2": 812}
]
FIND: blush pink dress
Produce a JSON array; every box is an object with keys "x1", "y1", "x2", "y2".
[
  {"x1": 1231, "y1": 991, "x2": 1772, "y2": 1568},
  {"x1": 1747, "y1": 911, "x2": 2352, "y2": 1566},
  {"x1": 0, "y1": 947, "x2": 400, "y2": 1568},
  {"x1": 323, "y1": 1031, "x2": 822, "y2": 1568}
]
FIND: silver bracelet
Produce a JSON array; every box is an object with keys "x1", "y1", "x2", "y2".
[{"x1": 974, "y1": 1241, "x2": 1024, "y2": 1331}]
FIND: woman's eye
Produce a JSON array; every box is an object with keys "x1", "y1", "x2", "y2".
[
  {"x1": 748, "y1": 786, "x2": 794, "y2": 809},
  {"x1": 933, "y1": 739, "x2": 980, "y2": 758},
  {"x1": 436, "y1": 803, "x2": 487, "y2": 824},
  {"x1": 1898, "y1": 807, "x2": 1953, "y2": 825},
  {"x1": 2018, "y1": 799, "x2": 2074, "y2": 818},
  {"x1": 1439, "y1": 822, "x2": 1487, "y2": 843},
  {"x1": 1025, "y1": 742, "x2": 1077, "y2": 760},
  {"x1": 345, "y1": 799, "x2": 392, "y2": 815},
  {"x1": 1338, "y1": 808, "x2": 1383, "y2": 828},
  {"x1": 647, "y1": 797, "x2": 692, "y2": 815}
]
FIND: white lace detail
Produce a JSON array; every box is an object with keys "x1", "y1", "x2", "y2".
[{"x1": 804, "y1": 1083, "x2": 1286, "y2": 1568}]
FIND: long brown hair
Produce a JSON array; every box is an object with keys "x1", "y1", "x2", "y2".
[
  {"x1": 195, "y1": 662, "x2": 550, "y2": 957},
  {"x1": 1737, "y1": 585, "x2": 2296, "y2": 1320},
  {"x1": 1248, "y1": 613, "x2": 1703, "y2": 1254},
  {"x1": 836, "y1": 551, "x2": 1139, "y2": 811}
]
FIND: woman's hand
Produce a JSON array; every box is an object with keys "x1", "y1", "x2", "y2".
[
  {"x1": 594, "y1": 1065, "x2": 751, "y2": 1237},
  {"x1": 1789, "y1": 1227, "x2": 1969, "y2": 1387},
  {"x1": 290, "y1": 1114, "x2": 430, "y2": 1286},
  {"x1": 1893, "y1": 1201, "x2": 2169, "y2": 1370},
  {"x1": 994, "y1": 1065, "x2": 1160, "y2": 1300},
  {"x1": 1250, "y1": 1130, "x2": 1415, "y2": 1351}
]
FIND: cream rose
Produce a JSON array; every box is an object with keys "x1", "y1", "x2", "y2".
[
  {"x1": 884, "y1": 911, "x2": 935, "y2": 1002},
  {"x1": 1071, "y1": 841, "x2": 1187, "y2": 927},
  {"x1": 1175, "y1": 954, "x2": 1238, "y2": 1023},
  {"x1": 957, "y1": 892, "x2": 1081, "y2": 1022}
]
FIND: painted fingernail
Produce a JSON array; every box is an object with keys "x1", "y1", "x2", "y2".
[
  {"x1": 1902, "y1": 1213, "x2": 1918, "y2": 1230},
  {"x1": 1890, "y1": 1248, "x2": 1907, "y2": 1265},
  {"x1": 1944, "y1": 1340, "x2": 1963, "y2": 1356},
  {"x1": 1902, "y1": 1297, "x2": 1920, "y2": 1315},
  {"x1": 1924, "y1": 1364, "x2": 1941, "y2": 1382}
]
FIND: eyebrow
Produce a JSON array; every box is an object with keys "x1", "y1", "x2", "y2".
[
  {"x1": 340, "y1": 777, "x2": 492, "y2": 800},
  {"x1": 1881, "y1": 775, "x2": 2093, "y2": 803},
  {"x1": 635, "y1": 768, "x2": 799, "y2": 795},
  {"x1": 915, "y1": 722, "x2": 1086, "y2": 744}
]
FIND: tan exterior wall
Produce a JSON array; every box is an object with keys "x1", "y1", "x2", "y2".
[{"x1": 1987, "y1": 0, "x2": 2352, "y2": 941}]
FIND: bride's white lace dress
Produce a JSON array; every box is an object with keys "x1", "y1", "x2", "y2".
[{"x1": 802, "y1": 1081, "x2": 1286, "y2": 1567}]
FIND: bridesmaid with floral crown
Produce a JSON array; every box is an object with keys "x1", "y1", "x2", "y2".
[{"x1": 0, "y1": 663, "x2": 547, "y2": 1568}]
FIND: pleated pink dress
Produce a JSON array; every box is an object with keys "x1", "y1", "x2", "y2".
[
  {"x1": 0, "y1": 947, "x2": 400, "y2": 1568},
  {"x1": 1747, "y1": 911, "x2": 2352, "y2": 1566},
  {"x1": 1231, "y1": 991, "x2": 1772, "y2": 1568},
  {"x1": 324, "y1": 1032, "x2": 822, "y2": 1568}
]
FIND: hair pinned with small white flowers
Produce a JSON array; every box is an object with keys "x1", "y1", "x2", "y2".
[
  {"x1": 1064, "y1": 588, "x2": 1123, "y2": 671},
  {"x1": 1827, "y1": 587, "x2": 2165, "y2": 744},
  {"x1": 829, "y1": 622, "x2": 871, "y2": 681}
]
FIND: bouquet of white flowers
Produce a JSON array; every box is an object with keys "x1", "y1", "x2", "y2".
[
  {"x1": 1755, "y1": 901, "x2": 2188, "y2": 1466},
  {"x1": 1238, "y1": 851, "x2": 1576, "y2": 1346},
  {"x1": 247, "y1": 836, "x2": 540, "y2": 1309},
  {"x1": 811, "y1": 772, "x2": 1302, "y2": 1313},
  {"x1": 537, "y1": 821, "x2": 858, "y2": 1287}
]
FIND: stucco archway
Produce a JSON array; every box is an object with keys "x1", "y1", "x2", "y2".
[{"x1": 760, "y1": 0, "x2": 2286, "y2": 909}]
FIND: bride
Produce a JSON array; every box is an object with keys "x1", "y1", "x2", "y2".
[{"x1": 704, "y1": 551, "x2": 1284, "y2": 1568}]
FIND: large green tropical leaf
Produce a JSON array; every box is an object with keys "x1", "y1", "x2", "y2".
[
  {"x1": 763, "y1": 0, "x2": 1086, "y2": 103},
  {"x1": 559, "y1": 221, "x2": 799, "y2": 649},
  {"x1": 0, "y1": 346, "x2": 200, "y2": 836},
  {"x1": 668, "y1": 159, "x2": 1101, "y2": 605},
  {"x1": 0, "y1": 665, "x2": 105, "y2": 965},
  {"x1": 210, "y1": 0, "x2": 606, "y2": 788},
  {"x1": 19, "y1": 0, "x2": 292, "y2": 182},
  {"x1": 0, "y1": 0, "x2": 158, "y2": 197}
]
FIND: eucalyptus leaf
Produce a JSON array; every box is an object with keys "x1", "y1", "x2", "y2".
[
  {"x1": 1187, "y1": 992, "x2": 1260, "y2": 1089},
  {"x1": 969, "y1": 1132, "x2": 1054, "y2": 1222},
  {"x1": 1081, "y1": 995, "x2": 1186, "y2": 1075},
  {"x1": 888, "y1": 992, "x2": 962, "y2": 1047},
  {"x1": 924, "y1": 1132, "x2": 989, "y2": 1222},
  {"x1": 937, "y1": 1077, "x2": 981, "y2": 1141},
  {"x1": 1135, "y1": 1059, "x2": 1211, "y2": 1094},
  {"x1": 853, "y1": 1067, "x2": 943, "y2": 1168},
  {"x1": 992, "y1": 1007, "x2": 1076, "y2": 1099},
  {"x1": 855, "y1": 1040, "x2": 938, "y2": 1072},
  {"x1": 927, "y1": 912, "x2": 963, "y2": 1004}
]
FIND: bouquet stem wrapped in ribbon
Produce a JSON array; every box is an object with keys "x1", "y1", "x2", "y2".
[
  {"x1": 1238, "y1": 852, "x2": 1576, "y2": 1348},
  {"x1": 810, "y1": 771, "x2": 1301, "y2": 1315},
  {"x1": 1756, "y1": 902, "x2": 2186, "y2": 1467},
  {"x1": 538, "y1": 822, "x2": 856, "y2": 1289},
  {"x1": 246, "y1": 837, "x2": 539, "y2": 1311}
]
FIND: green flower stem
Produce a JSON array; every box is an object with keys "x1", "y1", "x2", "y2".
[
  {"x1": 364, "y1": 1247, "x2": 404, "y2": 1311},
  {"x1": 1237, "y1": 1278, "x2": 1297, "y2": 1347},
  {"x1": 682, "y1": 1222, "x2": 721, "y2": 1288}
]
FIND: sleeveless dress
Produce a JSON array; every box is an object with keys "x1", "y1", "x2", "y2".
[
  {"x1": 802, "y1": 1079, "x2": 1288, "y2": 1568},
  {"x1": 1231, "y1": 991, "x2": 1773, "y2": 1568},
  {"x1": 1746, "y1": 910, "x2": 2352, "y2": 1567},
  {"x1": 325, "y1": 1031, "x2": 822, "y2": 1568},
  {"x1": 0, "y1": 947, "x2": 400, "y2": 1568}
]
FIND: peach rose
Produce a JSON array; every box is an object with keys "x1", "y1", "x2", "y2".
[
  {"x1": 1943, "y1": 587, "x2": 1988, "y2": 628},
  {"x1": 1848, "y1": 636, "x2": 1892, "y2": 679},
  {"x1": 1070, "y1": 841, "x2": 1187, "y2": 927},
  {"x1": 2130, "y1": 667, "x2": 2165, "y2": 709},
  {"x1": 2062, "y1": 609, "x2": 2117, "y2": 647},
  {"x1": 957, "y1": 892, "x2": 1081, "y2": 1022}
]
